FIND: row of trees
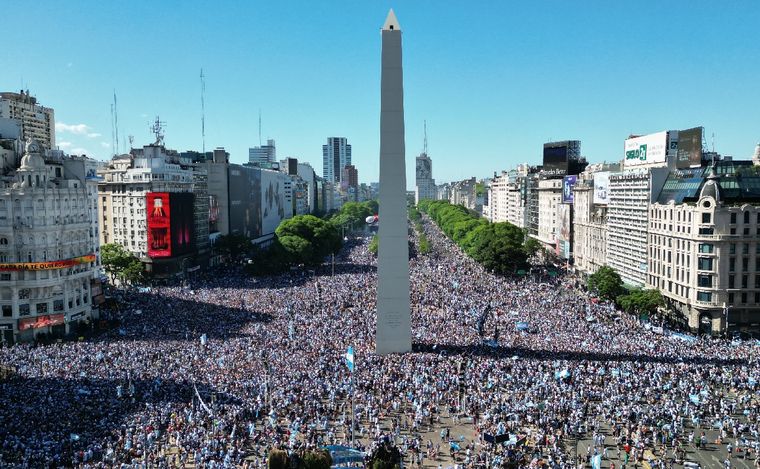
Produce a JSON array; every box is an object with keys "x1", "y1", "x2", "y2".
[
  {"x1": 408, "y1": 205, "x2": 430, "y2": 254},
  {"x1": 268, "y1": 448, "x2": 332, "y2": 469},
  {"x1": 417, "y1": 200, "x2": 540, "y2": 275},
  {"x1": 100, "y1": 244, "x2": 144, "y2": 285},
  {"x1": 587, "y1": 266, "x2": 664, "y2": 316}
]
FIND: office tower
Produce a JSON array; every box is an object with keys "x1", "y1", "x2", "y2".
[
  {"x1": 322, "y1": 137, "x2": 352, "y2": 184},
  {"x1": 248, "y1": 139, "x2": 276, "y2": 166},
  {"x1": 0, "y1": 91, "x2": 55, "y2": 150}
]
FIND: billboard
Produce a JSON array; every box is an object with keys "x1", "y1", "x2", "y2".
[
  {"x1": 261, "y1": 169, "x2": 293, "y2": 236},
  {"x1": 562, "y1": 175, "x2": 577, "y2": 204},
  {"x1": 543, "y1": 143, "x2": 569, "y2": 176},
  {"x1": 556, "y1": 203, "x2": 572, "y2": 260},
  {"x1": 228, "y1": 165, "x2": 262, "y2": 239},
  {"x1": 0, "y1": 254, "x2": 96, "y2": 271},
  {"x1": 593, "y1": 172, "x2": 610, "y2": 205},
  {"x1": 624, "y1": 131, "x2": 668, "y2": 167},
  {"x1": 169, "y1": 192, "x2": 195, "y2": 256},
  {"x1": 676, "y1": 127, "x2": 703, "y2": 169},
  {"x1": 18, "y1": 314, "x2": 65, "y2": 331},
  {"x1": 147, "y1": 192, "x2": 171, "y2": 258}
]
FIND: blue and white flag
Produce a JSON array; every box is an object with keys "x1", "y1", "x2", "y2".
[
  {"x1": 591, "y1": 454, "x2": 602, "y2": 469},
  {"x1": 345, "y1": 346, "x2": 354, "y2": 372},
  {"x1": 200, "y1": 334, "x2": 207, "y2": 346}
]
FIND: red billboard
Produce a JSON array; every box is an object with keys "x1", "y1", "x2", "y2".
[
  {"x1": 18, "y1": 314, "x2": 65, "y2": 331},
  {"x1": 147, "y1": 192, "x2": 172, "y2": 258}
]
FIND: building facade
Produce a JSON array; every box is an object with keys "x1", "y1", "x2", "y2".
[
  {"x1": 0, "y1": 140, "x2": 97, "y2": 344},
  {"x1": 572, "y1": 178, "x2": 608, "y2": 275},
  {"x1": 322, "y1": 137, "x2": 351, "y2": 185},
  {"x1": 0, "y1": 91, "x2": 56, "y2": 151},
  {"x1": 536, "y1": 178, "x2": 562, "y2": 250},
  {"x1": 415, "y1": 151, "x2": 436, "y2": 204},
  {"x1": 249, "y1": 139, "x2": 276, "y2": 166}
]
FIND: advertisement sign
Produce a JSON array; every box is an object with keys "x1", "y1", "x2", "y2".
[
  {"x1": 676, "y1": 127, "x2": 703, "y2": 169},
  {"x1": 18, "y1": 314, "x2": 65, "y2": 331},
  {"x1": 169, "y1": 192, "x2": 195, "y2": 256},
  {"x1": 147, "y1": 192, "x2": 172, "y2": 258},
  {"x1": 624, "y1": 131, "x2": 668, "y2": 167},
  {"x1": 228, "y1": 166, "x2": 262, "y2": 239},
  {"x1": 593, "y1": 172, "x2": 610, "y2": 205},
  {"x1": 0, "y1": 254, "x2": 96, "y2": 271},
  {"x1": 562, "y1": 175, "x2": 577, "y2": 204},
  {"x1": 543, "y1": 143, "x2": 569, "y2": 176},
  {"x1": 208, "y1": 195, "x2": 219, "y2": 223}
]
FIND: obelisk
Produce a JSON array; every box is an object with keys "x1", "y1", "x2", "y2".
[{"x1": 376, "y1": 9, "x2": 412, "y2": 354}]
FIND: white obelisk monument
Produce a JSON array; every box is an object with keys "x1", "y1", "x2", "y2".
[{"x1": 376, "y1": 9, "x2": 412, "y2": 354}]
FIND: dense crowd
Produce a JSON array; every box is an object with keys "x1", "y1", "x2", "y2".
[{"x1": 0, "y1": 214, "x2": 759, "y2": 468}]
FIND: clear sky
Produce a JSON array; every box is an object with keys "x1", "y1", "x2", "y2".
[{"x1": 2, "y1": 1, "x2": 759, "y2": 186}]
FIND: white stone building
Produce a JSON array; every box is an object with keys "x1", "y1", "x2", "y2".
[
  {"x1": 0, "y1": 140, "x2": 97, "y2": 344},
  {"x1": 536, "y1": 178, "x2": 562, "y2": 250}
]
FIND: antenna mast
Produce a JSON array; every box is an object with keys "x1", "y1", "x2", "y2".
[
  {"x1": 200, "y1": 68, "x2": 206, "y2": 154},
  {"x1": 151, "y1": 116, "x2": 165, "y2": 145},
  {"x1": 258, "y1": 109, "x2": 262, "y2": 146},
  {"x1": 113, "y1": 91, "x2": 119, "y2": 154},
  {"x1": 423, "y1": 120, "x2": 428, "y2": 155},
  {"x1": 110, "y1": 103, "x2": 116, "y2": 156}
]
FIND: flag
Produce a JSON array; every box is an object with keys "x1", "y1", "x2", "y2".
[
  {"x1": 345, "y1": 346, "x2": 354, "y2": 372},
  {"x1": 592, "y1": 454, "x2": 602, "y2": 469},
  {"x1": 200, "y1": 334, "x2": 207, "y2": 346}
]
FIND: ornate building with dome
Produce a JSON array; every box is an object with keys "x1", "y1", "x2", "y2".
[{"x1": 0, "y1": 139, "x2": 98, "y2": 344}]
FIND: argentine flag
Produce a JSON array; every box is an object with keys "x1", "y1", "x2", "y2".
[{"x1": 345, "y1": 346, "x2": 355, "y2": 372}]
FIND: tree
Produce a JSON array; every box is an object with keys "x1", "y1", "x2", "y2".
[
  {"x1": 588, "y1": 266, "x2": 625, "y2": 301},
  {"x1": 617, "y1": 289, "x2": 664, "y2": 315},
  {"x1": 278, "y1": 235, "x2": 314, "y2": 266},
  {"x1": 267, "y1": 449, "x2": 288, "y2": 469},
  {"x1": 369, "y1": 234, "x2": 379, "y2": 256},
  {"x1": 214, "y1": 234, "x2": 252, "y2": 261},
  {"x1": 275, "y1": 215, "x2": 342, "y2": 265},
  {"x1": 332, "y1": 201, "x2": 372, "y2": 231},
  {"x1": 523, "y1": 235, "x2": 542, "y2": 258},
  {"x1": 101, "y1": 243, "x2": 144, "y2": 285},
  {"x1": 301, "y1": 449, "x2": 332, "y2": 469}
]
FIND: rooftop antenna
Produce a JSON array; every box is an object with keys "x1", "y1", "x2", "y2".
[
  {"x1": 258, "y1": 109, "x2": 262, "y2": 146},
  {"x1": 200, "y1": 68, "x2": 206, "y2": 154},
  {"x1": 423, "y1": 120, "x2": 428, "y2": 155},
  {"x1": 128, "y1": 135, "x2": 134, "y2": 150},
  {"x1": 711, "y1": 132, "x2": 715, "y2": 153},
  {"x1": 110, "y1": 103, "x2": 116, "y2": 156},
  {"x1": 151, "y1": 116, "x2": 165, "y2": 145},
  {"x1": 113, "y1": 91, "x2": 119, "y2": 154}
]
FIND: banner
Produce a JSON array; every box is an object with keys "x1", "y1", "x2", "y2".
[
  {"x1": 18, "y1": 314, "x2": 65, "y2": 331},
  {"x1": 0, "y1": 254, "x2": 95, "y2": 271},
  {"x1": 345, "y1": 346, "x2": 354, "y2": 372}
]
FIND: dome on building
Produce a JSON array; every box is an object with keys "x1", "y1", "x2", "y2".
[
  {"x1": 699, "y1": 161, "x2": 721, "y2": 202},
  {"x1": 753, "y1": 142, "x2": 760, "y2": 166},
  {"x1": 19, "y1": 138, "x2": 45, "y2": 171}
]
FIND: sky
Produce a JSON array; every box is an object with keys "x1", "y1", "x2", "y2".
[{"x1": 2, "y1": 1, "x2": 759, "y2": 187}]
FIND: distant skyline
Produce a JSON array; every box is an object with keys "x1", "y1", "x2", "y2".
[{"x1": 2, "y1": 1, "x2": 759, "y2": 186}]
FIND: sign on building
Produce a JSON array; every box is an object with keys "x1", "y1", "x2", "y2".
[{"x1": 623, "y1": 131, "x2": 668, "y2": 167}]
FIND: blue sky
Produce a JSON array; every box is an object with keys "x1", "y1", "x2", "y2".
[{"x1": 2, "y1": 1, "x2": 759, "y2": 186}]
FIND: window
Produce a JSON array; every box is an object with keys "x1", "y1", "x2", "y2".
[
  {"x1": 698, "y1": 257, "x2": 713, "y2": 270},
  {"x1": 697, "y1": 291, "x2": 712, "y2": 302},
  {"x1": 729, "y1": 275, "x2": 735, "y2": 289},
  {"x1": 729, "y1": 293, "x2": 735, "y2": 303},
  {"x1": 0, "y1": 238, "x2": 6, "y2": 245},
  {"x1": 36, "y1": 303, "x2": 48, "y2": 314},
  {"x1": 743, "y1": 258, "x2": 749, "y2": 271},
  {"x1": 699, "y1": 227, "x2": 714, "y2": 235},
  {"x1": 731, "y1": 213, "x2": 737, "y2": 224},
  {"x1": 731, "y1": 228, "x2": 737, "y2": 235},
  {"x1": 699, "y1": 243, "x2": 714, "y2": 253},
  {"x1": 18, "y1": 304, "x2": 29, "y2": 316},
  {"x1": 53, "y1": 300, "x2": 64, "y2": 312},
  {"x1": 0, "y1": 273, "x2": 9, "y2": 281},
  {"x1": 730, "y1": 258, "x2": 736, "y2": 271},
  {"x1": 743, "y1": 275, "x2": 749, "y2": 289},
  {"x1": 702, "y1": 213, "x2": 712, "y2": 223},
  {"x1": 745, "y1": 211, "x2": 751, "y2": 224},
  {"x1": 730, "y1": 244, "x2": 736, "y2": 254},
  {"x1": 1, "y1": 305, "x2": 10, "y2": 317},
  {"x1": 742, "y1": 292, "x2": 748, "y2": 304},
  {"x1": 697, "y1": 275, "x2": 712, "y2": 287},
  {"x1": 744, "y1": 244, "x2": 750, "y2": 255}
]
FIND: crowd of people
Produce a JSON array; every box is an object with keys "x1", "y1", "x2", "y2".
[{"x1": 0, "y1": 213, "x2": 758, "y2": 468}]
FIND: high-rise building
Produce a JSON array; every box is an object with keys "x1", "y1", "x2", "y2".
[
  {"x1": 0, "y1": 91, "x2": 55, "y2": 151},
  {"x1": 0, "y1": 139, "x2": 98, "y2": 344},
  {"x1": 322, "y1": 137, "x2": 351, "y2": 185},
  {"x1": 248, "y1": 139, "x2": 276, "y2": 166},
  {"x1": 342, "y1": 164, "x2": 358, "y2": 190},
  {"x1": 415, "y1": 151, "x2": 436, "y2": 204}
]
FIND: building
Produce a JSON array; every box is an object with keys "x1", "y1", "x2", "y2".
[
  {"x1": 296, "y1": 163, "x2": 317, "y2": 213},
  {"x1": 648, "y1": 161, "x2": 760, "y2": 334},
  {"x1": 248, "y1": 139, "x2": 276, "y2": 166},
  {"x1": 536, "y1": 178, "x2": 563, "y2": 250},
  {"x1": 322, "y1": 137, "x2": 351, "y2": 185},
  {"x1": 342, "y1": 164, "x2": 359, "y2": 191},
  {"x1": 228, "y1": 165, "x2": 293, "y2": 242},
  {"x1": 415, "y1": 151, "x2": 436, "y2": 204},
  {"x1": 572, "y1": 175, "x2": 608, "y2": 275},
  {"x1": 0, "y1": 139, "x2": 98, "y2": 344},
  {"x1": 542, "y1": 140, "x2": 583, "y2": 178},
  {"x1": 98, "y1": 142, "x2": 202, "y2": 277},
  {"x1": 0, "y1": 91, "x2": 56, "y2": 151},
  {"x1": 449, "y1": 177, "x2": 478, "y2": 210},
  {"x1": 605, "y1": 167, "x2": 669, "y2": 287}
]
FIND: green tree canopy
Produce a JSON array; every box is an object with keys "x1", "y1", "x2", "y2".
[
  {"x1": 275, "y1": 215, "x2": 342, "y2": 265},
  {"x1": 617, "y1": 288, "x2": 664, "y2": 315},
  {"x1": 588, "y1": 266, "x2": 625, "y2": 301},
  {"x1": 100, "y1": 243, "x2": 144, "y2": 285}
]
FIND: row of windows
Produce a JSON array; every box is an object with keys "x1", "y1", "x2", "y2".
[{"x1": 697, "y1": 290, "x2": 760, "y2": 305}]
